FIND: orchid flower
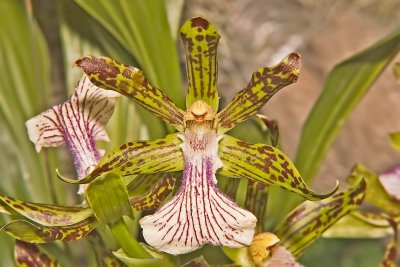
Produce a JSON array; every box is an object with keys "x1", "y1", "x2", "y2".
[
  {"x1": 0, "y1": 76, "x2": 175, "y2": 246},
  {"x1": 62, "y1": 16, "x2": 338, "y2": 255},
  {"x1": 26, "y1": 75, "x2": 119, "y2": 194}
]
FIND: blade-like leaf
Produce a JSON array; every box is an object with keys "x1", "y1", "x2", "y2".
[
  {"x1": 86, "y1": 172, "x2": 132, "y2": 228},
  {"x1": 274, "y1": 178, "x2": 366, "y2": 257},
  {"x1": 295, "y1": 30, "x2": 400, "y2": 183},
  {"x1": 113, "y1": 248, "x2": 174, "y2": 267},
  {"x1": 380, "y1": 219, "x2": 398, "y2": 267},
  {"x1": 180, "y1": 16, "x2": 220, "y2": 111},
  {"x1": 0, "y1": 194, "x2": 91, "y2": 226},
  {"x1": 217, "y1": 53, "x2": 300, "y2": 133},
  {"x1": 218, "y1": 135, "x2": 338, "y2": 200},
  {"x1": 59, "y1": 134, "x2": 184, "y2": 184},
  {"x1": 75, "y1": 56, "x2": 185, "y2": 132},
  {"x1": 348, "y1": 164, "x2": 400, "y2": 216},
  {"x1": 15, "y1": 240, "x2": 59, "y2": 267},
  {"x1": 2, "y1": 218, "x2": 97, "y2": 243},
  {"x1": 129, "y1": 173, "x2": 176, "y2": 211},
  {"x1": 88, "y1": 231, "x2": 123, "y2": 267}
]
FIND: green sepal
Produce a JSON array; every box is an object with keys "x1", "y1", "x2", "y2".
[
  {"x1": 380, "y1": 219, "x2": 398, "y2": 267},
  {"x1": 323, "y1": 211, "x2": 394, "y2": 238},
  {"x1": 274, "y1": 177, "x2": 366, "y2": 257},
  {"x1": 218, "y1": 135, "x2": 338, "y2": 201},
  {"x1": 217, "y1": 53, "x2": 300, "y2": 133},
  {"x1": 128, "y1": 173, "x2": 176, "y2": 211},
  {"x1": 88, "y1": 231, "x2": 124, "y2": 267},
  {"x1": 15, "y1": 240, "x2": 59, "y2": 267},
  {"x1": 58, "y1": 134, "x2": 184, "y2": 184},
  {"x1": 86, "y1": 172, "x2": 133, "y2": 228},
  {"x1": 180, "y1": 16, "x2": 220, "y2": 111},
  {"x1": 0, "y1": 194, "x2": 92, "y2": 226},
  {"x1": 75, "y1": 56, "x2": 185, "y2": 132},
  {"x1": 348, "y1": 164, "x2": 400, "y2": 216},
  {"x1": 2, "y1": 218, "x2": 97, "y2": 243},
  {"x1": 245, "y1": 180, "x2": 268, "y2": 233}
]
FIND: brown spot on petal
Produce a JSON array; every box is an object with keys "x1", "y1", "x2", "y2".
[{"x1": 191, "y1": 17, "x2": 209, "y2": 29}]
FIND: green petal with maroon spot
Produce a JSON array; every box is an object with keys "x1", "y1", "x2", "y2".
[
  {"x1": 58, "y1": 133, "x2": 184, "y2": 184},
  {"x1": 2, "y1": 218, "x2": 97, "y2": 243},
  {"x1": 217, "y1": 53, "x2": 301, "y2": 134},
  {"x1": 128, "y1": 173, "x2": 176, "y2": 211},
  {"x1": 380, "y1": 219, "x2": 398, "y2": 267},
  {"x1": 75, "y1": 56, "x2": 185, "y2": 132},
  {"x1": 218, "y1": 135, "x2": 338, "y2": 200},
  {"x1": 245, "y1": 180, "x2": 269, "y2": 233},
  {"x1": 274, "y1": 177, "x2": 366, "y2": 257},
  {"x1": 0, "y1": 194, "x2": 92, "y2": 226},
  {"x1": 15, "y1": 240, "x2": 59, "y2": 267},
  {"x1": 180, "y1": 16, "x2": 220, "y2": 111}
]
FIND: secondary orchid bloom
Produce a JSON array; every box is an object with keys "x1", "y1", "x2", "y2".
[
  {"x1": 67, "y1": 16, "x2": 338, "y2": 255},
  {"x1": 26, "y1": 76, "x2": 119, "y2": 193},
  {"x1": 0, "y1": 76, "x2": 176, "y2": 245}
]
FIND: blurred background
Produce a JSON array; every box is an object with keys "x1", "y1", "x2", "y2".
[{"x1": 1, "y1": 0, "x2": 400, "y2": 266}]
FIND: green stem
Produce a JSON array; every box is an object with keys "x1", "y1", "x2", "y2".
[{"x1": 109, "y1": 218, "x2": 152, "y2": 259}]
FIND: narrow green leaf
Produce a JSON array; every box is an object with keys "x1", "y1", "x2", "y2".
[
  {"x1": 0, "y1": 194, "x2": 91, "y2": 226},
  {"x1": 59, "y1": 134, "x2": 184, "y2": 184},
  {"x1": 180, "y1": 16, "x2": 220, "y2": 111},
  {"x1": 380, "y1": 219, "x2": 398, "y2": 267},
  {"x1": 129, "y1": 173, "x2": 176, "y2": 211},
  {"x1": 218, "y1": 135, "x2": 338, "y2": 201},
  {"x1": 217, "y1": 53, "x2": 300, "y2": 133},
  {"x1": 86, "y1": 172, "x2": 132, "y2": 228},
  {"x1": 348, "y1": 164, "x2": 400, "y2": 215},
  {"x1": 15, "y1": 240, "x2": 59, "y2": 267},
  {"x1": 113, "y1": 248, "x2": 174, "y2": 267},
  {"x1": 295, "y1": 30, "x2": 400, "y2": 182},
  {"x1": 2, "y1": 218, "x2": 96, "y2": 243},
  {"x1": 75, "y1": 56, "x2": 185, "y2": 132},
  {"x1": 275, "y1": 178, "x2": 366, "y2": 257},
  {"x1": 389, "y1": 132, "x2": 400, "y2": 152},
  {"x1": 88, "y1": 231, "x2": 124, "y2": 267},
  {"x1": 393, "y1": 62, "x2": 400, "y2": 81}
]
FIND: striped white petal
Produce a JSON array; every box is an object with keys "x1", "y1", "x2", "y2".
[
  {"x1": 140, "y1": 129, "x2": 257, "y2": 255},
  {"x1": 26, "y1": 75, "x2": 119, "y2": 181}
]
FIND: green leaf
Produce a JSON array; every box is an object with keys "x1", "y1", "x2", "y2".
[
  {"x1": 245, "y1": 180, "x2": 268, "y2": 233},
  {"x1": 0, "y1": 194, "x2": 92, "y2": 226},
  {"x1": 274, "y1": 177, "x2": 366, "y2": 257},
  {"x1": 323, "y1": 211, "x2": 394, "y2": 238},
  {"x1": 180, "y1": 16, "x2": 220, "y2": 111},
  {"x1": 75, "y1": 56, "x2": 185, "y2": 132},
  {"x1": 2, "y1": 218, "x2": 96, "y2": 243},
  {"x1": 86, "y1": 172, "x2": 132, "y2": 228},
  {"x1": 217, "y1": 53, "x2": 300, "y2": 133},
  {"x1": 389, "y1": 132, "x2": 400, "y2": 152},
  {"x1": 295, "y1": 30, "x2": 400, "y2": 183},
  {"x1": 128, "y1": 173, "x2": 176, "y2": 211},
  {"x1": 218, "y1": 135, "x2": 338, "y2": 201},
  {"x1": 393, "y1": 62, "x2": 400, "y2": 81},
  {"x1": 348, "y1": 164, "x2": 400, "y2": 216},
  {"x1": 74, "y1": 0, "x2": 184, "y2": 107},
  {"x1": 88, "y1": 231, "x2": 124, "y2": 267},
  {"x1": 15, "y1": 240, "x2": 59, "y2": 267},
  {"x1": 59, "y1": 134, "x2": 184, "y2": 184}
]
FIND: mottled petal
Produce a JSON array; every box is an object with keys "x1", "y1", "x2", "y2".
[
  {"x1": 180, "y1": 16, "x2": 220, "y2": 111},
  {"x1": 380, "y1": 219, "x2": 398, "y2": 267},
  {"x1": 245, "y1": 180, "x2": 268, "y2": 234},
  {"x1": 217, "y1": 53, "x2": 300, "y2": 133},
  {"x1": 26, "y1": 75, "x2": 119, "y2": 180},
  {"x1": 15, "y1": 240, "x2": 59, "y2": 267},
  {"x1": 140, "y1": 131, "x2": 256, "y2": 255},
  {"x1": 58, "y1": 134, "x2": 184, "y2": 185},
  {"x1": 75, "y1": 56, "x2": 185, "y2": 132},
  {"x1": 219, "y1": 135, "x2": 338, "y2": 200}
]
